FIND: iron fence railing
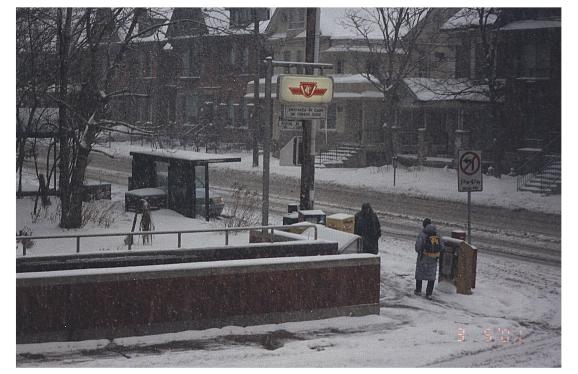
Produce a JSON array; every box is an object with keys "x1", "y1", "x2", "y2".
[
  {"x1": 516, "y1": 156, "x2": 560, "y2": 193},
  {"x1": 516, "y1": 134, "x2": 561, "y2": 193},
  {"x1": 16, "y1": 224, "x2": 318, "y2": 257}
]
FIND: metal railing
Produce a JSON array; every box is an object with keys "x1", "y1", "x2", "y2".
[
  {"x1": 516, "y1": 156, "x2": 561, "y2": 193},
  {"x1": 516, "y1": 134, "x2": 561, "y2": 193},
  {"x1": 16, "y1": 224, "x2": 318, "y2": 257}
]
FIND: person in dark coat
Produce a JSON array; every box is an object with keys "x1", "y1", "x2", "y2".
[
  {"x1": 354, "y1": 203, "x2": 381, "y2": 254},
  {"x1": 414, "y1": 218, "x2": 444, "y2": 299}
]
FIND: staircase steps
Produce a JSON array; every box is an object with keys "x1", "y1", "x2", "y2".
[{"x1": 518, "y1": 159, "x2": 561, "y2": 194}]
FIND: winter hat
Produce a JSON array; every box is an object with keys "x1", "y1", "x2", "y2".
[{"x1": 422, "y1": 218, "x2": 432, "y2": 228}]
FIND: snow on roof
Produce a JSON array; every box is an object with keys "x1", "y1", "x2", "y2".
[
  {"x1": 403, "y1": 77, "x2": 490, "y2": 102},
  {"x1": 500, "y1": 19, "x2": 561, "y2": 31},
  {"x1": 323, "y1": 45, "x2": 404, "y2": 54},
  {"x1": 319, "y1": 8, "x2": 408, "y2": 40},
  {"x1": 441, "y1": 8, "x2": 498, "y2": 30},
  {"x1": 334, "y1": 91, "x2": 383, "y2": 99},
  {"x1": 130, "y1": 149, "x2": 242, "y2": 163}
]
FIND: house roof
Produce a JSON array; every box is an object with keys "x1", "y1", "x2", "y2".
[
  {"x1": 440, "y1": 8, "x2": 498, "y2": 30},
  {"x1": 500, "y1": 19, "x2": 561, "y2": 31},
  {"x1": 268, "y1": 8, "x2": 400, "y2": 41},
  {"x1": 403, "y1": 78, "x2": 490, "y2": 102}
]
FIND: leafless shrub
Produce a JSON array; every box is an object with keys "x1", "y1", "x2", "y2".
[
  {"x1": 30, "y1": 198, "x2": 60, "y2": 224},
  {"x1": 16, "y1": 226, "x2": 34, "y2": 251},
  {"x1": 223, "y1": 183, "x2": 261, "y2": 228},
  {"x1": 81, "y1": 201, "x2": 122, "y2": 228}
]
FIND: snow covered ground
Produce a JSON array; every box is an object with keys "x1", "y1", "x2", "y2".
[
  {"x1": 93, "y1": 141, "x2": 561, "y2": 215},
  {"x1": 15, "y1": 171, "x2": 561, "y2": 367}
]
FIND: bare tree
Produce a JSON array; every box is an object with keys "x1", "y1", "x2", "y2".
[
  {"x1": 342, "y1": 8, "x2": 431, "y2": 158},
  {"x1": 16, "y1": 8, "x2": 59, "y2": 196},
  {"x1": 51, "y1": 8, "x2": 163, "y2": 228}
]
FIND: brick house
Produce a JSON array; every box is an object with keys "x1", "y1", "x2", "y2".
[
  {"x1": 246, "y1": 8, "x2": 462, "y2": 167},
  {"x1": 109, "y1": 8, "x2": 270, "y2": 148},
  {"x1": 393, "y1": 8, "x2": 561, "y2": 169}
]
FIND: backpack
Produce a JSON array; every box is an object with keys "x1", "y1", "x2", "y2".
[{"x1": 424, "y1": 234, "x2": 442, "y2": 254}]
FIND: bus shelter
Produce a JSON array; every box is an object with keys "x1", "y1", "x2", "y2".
[{"x1": 127, "y1": 150, "x2": 241, "y2": 221}]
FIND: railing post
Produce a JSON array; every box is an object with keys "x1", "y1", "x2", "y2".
[
  {"x1": 128, "y1": 235, "x2": 132, "y2": 251},
  {"x1": 178, "y1": 232, "x2": 181, "y2": 248},
  {"x1": 76, "y1": 237, "x2": 80, "y2": 253},
  {"x1": 314, "y1": 225, "x2": 318, "y2": 240},
  {"x1": 22, "y1": 243, "x2": 26, "y2": 257},
  {"x1": 225, "y1": 230, "x2": 229, "y2": 245}
]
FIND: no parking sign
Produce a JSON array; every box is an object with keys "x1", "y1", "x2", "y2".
[{"x1": 458, "y1": 150, "x2": 483, "y2": 192}]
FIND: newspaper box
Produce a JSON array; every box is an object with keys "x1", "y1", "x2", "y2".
[
  {"x1": 298, "y1": 210, "x2": 326, "y2": 225},
  {"x1": 326, "y1": 213, "x2": 355, "y2": 234}
]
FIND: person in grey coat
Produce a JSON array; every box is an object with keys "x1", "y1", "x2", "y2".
[
  {"x1": 354, "y1": 202, "x2": 381, "y2": 254},
  {"x1": 414, "y1": 218, "x2": 444, "y2": 299}
]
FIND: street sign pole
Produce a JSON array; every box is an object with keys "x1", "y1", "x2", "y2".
[
  {"x1": 262, "y1": 57, "x2": 273, "y2": 226},
  {"x1": 467, "y1": 191, "x2": 471, "y2": 244},
  {"x1": 458, "y1": 150, "x2": 482, "y2": 245}
]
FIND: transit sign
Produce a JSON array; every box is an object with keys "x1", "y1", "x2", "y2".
[
  {"x1": 283, "y1": 105, "x2": 327, "y2": 120},
  {"x1": 458, "y1": 150, "x2": 483, "y2": 192},
  {"x1": 277, "y1": 74, "x2": 334, "y2": 105}
]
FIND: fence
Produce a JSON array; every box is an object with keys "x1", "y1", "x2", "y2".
[{"x1": 16, "y1": 224, "x2": 319, "y2": 256}]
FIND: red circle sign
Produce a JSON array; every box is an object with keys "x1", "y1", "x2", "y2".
[{"x1": 459, "y1": 152, "x2": 481, "y2": 176}]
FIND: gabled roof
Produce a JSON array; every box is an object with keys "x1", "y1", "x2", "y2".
[
  {"x1": 440, "y1": 8, "x2": 498, "y2": 30},
  {"x1": 501, "y1": 19, "x2": 561, "y2": 31}
]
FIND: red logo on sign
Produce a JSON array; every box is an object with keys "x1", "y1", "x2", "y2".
[{"x1": 288, "y1": 82, "x2": 327, "y2": 98}]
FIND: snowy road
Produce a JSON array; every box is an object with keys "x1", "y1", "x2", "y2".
[{"x1": 68, "y1": 149, "x2": 560, "y2": 265}]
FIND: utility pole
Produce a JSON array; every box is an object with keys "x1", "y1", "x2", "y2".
[
  {"x1": 261, "y1": 57, "x2": 273, "y2": 225},
  {"x1": 300, "y1": 8, "x2": 318, "y2": 210},
  {"x1": 252, "y1": 9, "x2": 261, "y2": 167}
]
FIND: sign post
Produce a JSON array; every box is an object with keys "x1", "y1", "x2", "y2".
[
  {"x1": 457, "y1": 150, "x2": 483, "y2": 243},
  {"x1": 277, "y1": 73, "x2": 334, "y2": 210},
  {"x1": 261, "y1": 61, "x2": 333, "y2": 226}
]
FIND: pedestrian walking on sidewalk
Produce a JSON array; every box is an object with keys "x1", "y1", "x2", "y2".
[
  {"x1": 414, "y1": 218, "x2": 444, "y2": 299},
  {"x1": 354, "y1": 202, "x2": 381, "y2": 254}
]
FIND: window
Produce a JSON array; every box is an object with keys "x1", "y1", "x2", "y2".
[
  {"x1": 516, "y1": 42, "x2": 550, "y2": 77},
  {"x1": 324, "y1": 104, "x2": 337, "y2": 130},
  {"x1": 229, "y1": 46, "x2": 236, "y2": 65},
  {"x1": 240, "y1": 46, "x2": 249, "y2": 70},
  {"x1": 288, "y1": 8, "x2": 305, "y2": 30},
  {"x1": 227, "y1": 97, "x2": 235, "y2": 127},
  {"x1": 182, "y1": 94, "x2": 199, "y2": 124},
  {"x1": 240, "y1": 97, "x2": 248, "y2": 127},
  {"x1": 336, "y1": 59, "x2": 345, "y2": 74},
  {"x1": 296, "y1": 50, "x2": 303, "y2": 62},
  {"x1": 146, "y1": 96, "x2": 153, "y2": 122},
  {"x1": 143, "y1": 51, "x2": 153, "y2": 77},
  {"x1": 283, "y1": 50, "x2": 291, "y2": 73},
  {"x1": 455, "y1": 44, "x2": 470, "y2": 78},
  {"x1": 183, "y1": 46, "x2": 200, "y2": 77}
]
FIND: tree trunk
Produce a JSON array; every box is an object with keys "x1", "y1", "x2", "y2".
[
  {"x1": 57, "y1": 8, "x2": 73, "y2": 228},
  {"x1": 16, "y1": 136, "x2": 26, "y2": 197}
]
